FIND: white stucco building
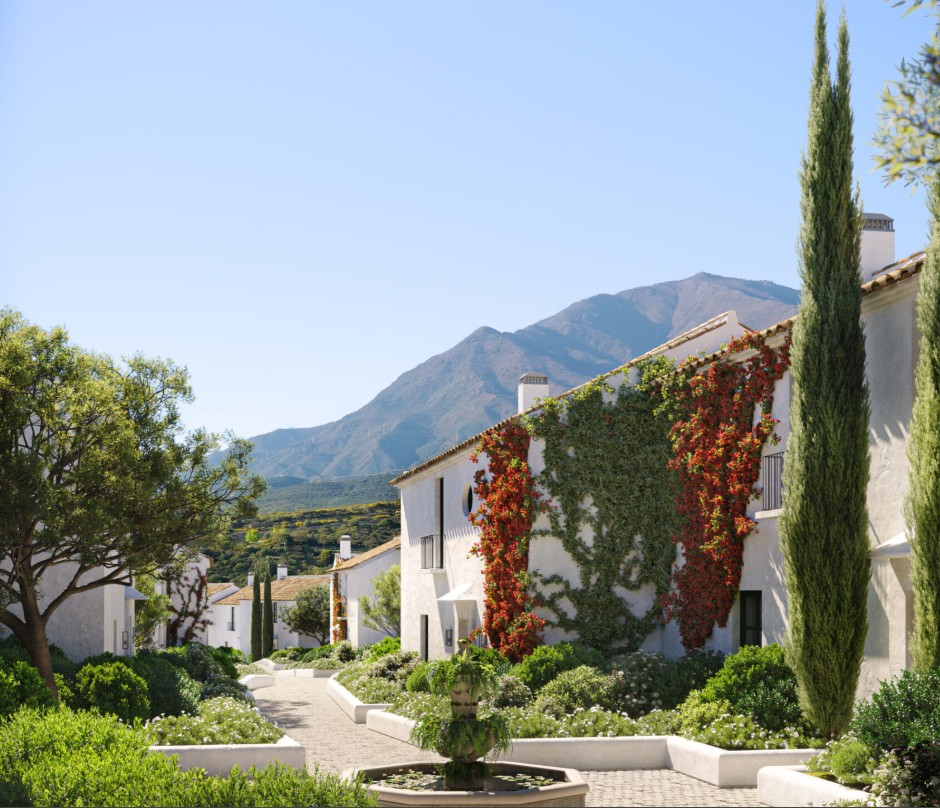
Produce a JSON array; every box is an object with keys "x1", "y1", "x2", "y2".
[
  {"x1": 330, "y1": 536, "x2": 401, "y2": 646},
  {"x1": 394, "y1": 310, "x2": 753, "y2": 661},
  {"x1": 209, "y1": 565, "x2": 331, "y2": 655},
  {"x1": 393, "y1": 214, "x2": 923, "y2": 698}
]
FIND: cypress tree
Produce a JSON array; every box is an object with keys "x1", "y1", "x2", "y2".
[
  {"x1": 906, "y1": 180, "x2": 940, "y2": 669},
  {"x1": 250, "y1": 564, "x2": 262, "y2": 662},
  {"x1": 779, "y1": 4, "x2": 870, "y2": 738},
  {"x1": 262, "y1": 566, "x2": 274, "y2": 658}
]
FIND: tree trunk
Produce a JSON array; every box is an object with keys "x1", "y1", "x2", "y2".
[{"x1": 18, "y1": 585, "x2": 59, "y2": 701}]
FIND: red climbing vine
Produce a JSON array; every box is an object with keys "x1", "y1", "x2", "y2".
[
  {"x1": 469, "y1": 422, "x2": 549, "y2": 662},
  {"x1": 661, "y1": 333, "x2": 791, "y2": 650}
]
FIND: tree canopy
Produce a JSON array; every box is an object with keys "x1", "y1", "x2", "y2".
[
  {"x1": 0, "y1": 309, "x2": 264, "y2": 694},
  {"x1": 359, "y1": 564, "x2": 401, "y2": 638},
  {"x1": 282, "y1": 585, "x2": 331, "y2": 645}
]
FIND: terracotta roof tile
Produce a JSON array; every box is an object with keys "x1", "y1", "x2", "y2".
[
  {"x1": 215, "y1": 574, "x2": 330, "y2": 606},
  {"x1": 332, "y1": 537, "x2": 401, "y2": 572},
  {"x1": 206, "y1": 582, "x2": 234, "y2": 597}
]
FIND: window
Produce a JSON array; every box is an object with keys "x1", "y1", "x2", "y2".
[
  {"x1": 739, "y1": 591, "x2": 762, "y2": 647},
  {"x1": 227, "y1": 606, "x2": 235, "y2": 632},
  {"x1": 273, "y1": 602, "x2": 278, "y2": 623},
  {"x1": 761, "y1": 452, "x2": 784, "y2": 511},
  {"x1": 461, "y1": 483, "x2": 474, "y2": 516},
  {"x1": 420, "y1": 615, "x2": 429, "y2": 661},
  {"x1": 420, "y1": 534, "x2": 444, "y2": 569},
  {"x1": 436, "y1": 477, "x2": 444, "y2": 536}
]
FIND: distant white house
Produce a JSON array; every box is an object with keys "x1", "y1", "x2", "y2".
[
  {"x1": 330, "y1": 536, "x2": 401, "y2": 646},
  {"x1": 208, "y1": 565, "x2": 331, "y2": 655},
  {"x1": 392, "y1": 214, "x2": 921, "y2": 699}
]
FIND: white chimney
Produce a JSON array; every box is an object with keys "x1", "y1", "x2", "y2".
[
  {"x1": 861, "y1": 213, "x2": 895, "y2": 279},
  {"x1": 276, "y1": 564, "x2": 288, "y2": 580},
  {"x1": 340, "y1": 535, "x2": 352, "y2": 561},
  {"x1": 247, "y1": 572, "x2": 254, "y2": 587},
  {"x1": 518, "y1": 373, "x2": 550, "y2": 414}
]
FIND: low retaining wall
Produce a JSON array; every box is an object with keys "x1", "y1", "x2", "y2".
[
  {"x1": 757, "y1": 764, "x2": 870, "y2": 807},
  {"x1": 253, "y1": 659, "x2": 286, "y2": 673},
  {"x1": 149, "y1": 733, "x2": 306, "y2": 777},
  {"x1": 275, "y1": 667, "x2": 339, "y2": 679},
  {"x1": 327, "y1": 676, "x2": 392, "y2": 724},
  {"x1": 364, "y1": 710, "x2": 816, "y2": 786},
  {"x1": 665, "y1": 737, "x2": 816, "y2": 788},
  {"x1": 239, "y1": 674, "x2": 274, "y2": 691}
]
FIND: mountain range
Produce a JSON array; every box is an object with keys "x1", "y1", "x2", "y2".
[{"x1": 246, "y1": 272, "x2": 800, "y2": 482}]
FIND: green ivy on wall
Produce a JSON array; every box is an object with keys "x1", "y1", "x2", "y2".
[{"x1": 526, "y1": 361, "x2": 678, "y2": 655}]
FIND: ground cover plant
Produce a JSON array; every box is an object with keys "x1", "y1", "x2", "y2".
[
  {"x1": 0, "y1": 706, "x2": 377, "y2": 807},
  {"x1": 146, "y1": 696, "x2": 283, "y2": 745}
]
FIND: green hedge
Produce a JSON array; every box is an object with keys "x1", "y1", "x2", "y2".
[{"x1": 0, "y1": 706, "x2": 377, "y2": 807}]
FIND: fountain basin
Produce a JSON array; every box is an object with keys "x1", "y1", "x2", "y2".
[{"x1": 345, "y1": 761, "x2": 588, "y2": 807}]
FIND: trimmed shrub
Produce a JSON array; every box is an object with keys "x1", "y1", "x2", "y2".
[
  {"x1": 199, "y1": 674, "x2": 253, "y2": 703},
  {"x1": 511, "y1": 642, "x2": 607, "y2": 693},
  {"x1": 301, "y1": 644, "x2": 335, "y2": 662},
  {"x1": 0, "y1": 636, "x2": 77, "y2": 679},
  {"x1": 869, "y1": 742, "x2": 940, "y2": 807},
  {"x1": 129, "y1": 655, "x2": 200, "y2": 718},
  {"x1": 634, "y1": 709, "x2": 681, "y2": 736},
  {"x1": 207, "y1": 645, "x2": 240, "y2": 680},
  {"x1": 604, "y1": 652, "x2": 674, "y2": 716},
  {"x1": 405, "y1": 660, "x2": 432, "y2": 693},
  {"x1": 269, "y1": 647, "x2": 303, "y2": 661},
  {"x1": 672, "y1": 650, "x2": 725, "y2": 704},
  {"x1": 852, "y1": 667, "x2": 940, "y2": 752},
  {"x1": 0, "y1": 660, "x2": 56, "y2": 717},
  {"x1": 146, "y1": 696, "x2": 281, "y2": 745},
  {"x1": 333, "y1": 640, "x2": 356, "y2": 663},
  {"x1": 534, "y1": 665, "x2": 607, "y2": 716},
  {"x1": 485, "y1": 674, "x2": 533, "y2": 709},
  {"x1": 697, "y1": 644, "x2": 802, "y2": 730},
  {"x1": 368, "y1": 650, "x2": 419, "y2": 682},
  {"x1": 74, "y1": 662, "x2": 150, "y2": 724},
  {"x1": 366, "y1": 636, "x2": 401, "y2": 659},
  {"x1": 0, "y1": 706, "x2": 378, "y2": 808}
]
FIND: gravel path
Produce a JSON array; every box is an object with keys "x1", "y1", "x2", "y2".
[{"x1": 253, "y1": 677, "x2": 764, "y2": 807}]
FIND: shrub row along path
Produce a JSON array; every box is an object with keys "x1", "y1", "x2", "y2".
[{"x1": 253, "y1": 677, "x2": 764, "y2": 807}]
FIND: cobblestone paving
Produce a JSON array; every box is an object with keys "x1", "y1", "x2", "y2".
[{"x1": 253, "y1": 677, "x2": 764, "y2": 807}]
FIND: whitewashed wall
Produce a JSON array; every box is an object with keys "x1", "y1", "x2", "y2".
[{"x1": 341, "y1": 549, "x2": 401, "y2": 647}]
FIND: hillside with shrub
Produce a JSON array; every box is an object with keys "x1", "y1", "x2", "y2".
[{"x1": 204, "y1": 501, "x2": 400, "y2": 586}]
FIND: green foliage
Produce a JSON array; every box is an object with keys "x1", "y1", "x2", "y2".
[
  {"x1": 405, "y1": 661, "x2": 432, "y2": 693},
  {"x1": 206, "y1": 645, "x2": 241, "y2": 680},
  {"x1": 604, "y1": 652, "x2": 674, "y2": 716},
  {"x1": 426, "y1": 654, "x2": 500, "y2": 702},
  {"x1": 0, "y1": 660, "x2": 56, "y2": 717},
  {"x1": 390, "y1": 691, "x2": 448, "y2": 721},
  {"x1": 0, "y1": 309, "x2": 264, "y2": 695},
  {"x1": 534, "y1": 665, "x2": 607, "y2": 717},
  {"x1": 262, "y1": 568, "x2": 274, "y2": 659},
  {"x1": 333, "y1": 640, "x2": 357, "y2": 663},
  {"x1": 0, "y1": 636, "x2": 77, "y2": 680},
  {"x1": 511, "y1": 641, "x2": 607, "y2": 693},
  {"x1": 256, "y1": 473, "x2": 398, "y2": 513},
  {"x1": 74, "y1": 662, "x2": 150, "y2": 724},
  {"x1": 483, "y1": 674, "x2": 533, "y2": 709},
  {"x1": 159, "y1": 642, "x2": 225, "y2": 683},
  {"x1": 499, "y1": 704, "x2": 638, "y2": 739},
  {"x1": 251, "y1": 567, "x2": 262, "y2": 662},
  {"x1": 780, "y1": 3, "x2": 870, "y2": 738},
  {"x1": 132, "y1": 573, "x2": 171, "y2": 650},
  {"x1": 358, "y1": 564, "x2": 401, "y2": 638},
  {"x1": 698, "y1": 644, "x2": 803, "y2": 731},
  {"x1": 207, "y1": 501, "x2": 400, "y2": 586},
  {"x1": 199, "y1": 674, "x2": 252, "y2": 703},
  {"x1": 269, "y1": 647, "x2": 303, "y2": 661},
  {"x1": 366, "y1": 636, "x2": 401, "y2": 659},
  {"x1": 410, "y1": 713, "x2": 510, "y2": 760},
  {"x1": 145, "y1": 696, "x2": 282, "y2": 745},
  {"x1": 807, "y1": 734, "x2": 880, "y2": 786},
  {"x1": 527, "y1": 376, "x2": 678, "y2": 654},
  {"x1": 301, "y1": 643, "x2": 336, "y2": 662},
  {"x1": 282, "y1": 585, "x2": 331, "y2": 646},
  {"x1": 0, "y1": 706, "x2": 377, "y2": 808},
  {"x1": 129, "y1": 654, "x2": 201, "y2": 718},
  {"x1": 367, "y1": 650, "x2": 419, "y2": 682},
  {"x1": 633, "y1": 709, "x2": 681, "y2": 736},
  {"x1": 907, "y1": 184, "x2": 940, "y2": 668},
  {"x1": 852, "y1": 667, "x2": 940, "y2": 751},
  {"x1": 868, "y1": 742, "x2": 940, "y2": 807}
]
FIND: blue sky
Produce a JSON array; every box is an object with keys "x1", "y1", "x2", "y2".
[{"x1": 1, "y1": 1, "x2": 935, "y2": 440}]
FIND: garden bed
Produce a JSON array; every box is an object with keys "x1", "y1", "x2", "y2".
[
  {"x1": 149, "y1": 733, "x2": 306, "y2": 777},
  {"x1": 239, "y1": 674, "x2": 273, "y2": 691},
  {"x1": 328, "y1": 675, "x2": 392, "y2": 723},
  {"x1": 756, "y1": 764, "x2": 870, "y2": 807},
  {"x1": 365, "y1": 710, "x2": 816, "y2": 786},
  {"x1": 275, "y1": 667, "x2": 338, "y2": 678}
]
